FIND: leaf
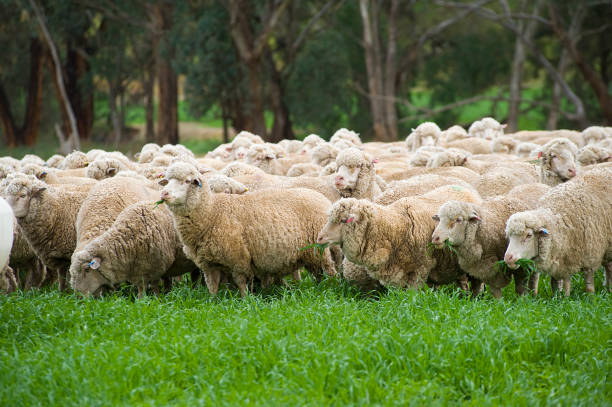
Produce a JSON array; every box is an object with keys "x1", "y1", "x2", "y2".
[
  {"x1": 154, "y1": 200, "x2": 165, "y2": 209},
  {"x1": 299, "y1": 242, "x2": 330, "y2": 258}
]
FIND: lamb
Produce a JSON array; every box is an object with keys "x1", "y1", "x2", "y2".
[
  {"x1": 375, "y1": 175, "x2": 474, "y2": 205},
  {"x1": 405, "y1": 122, "x2": 441, "y2": 151},
  {"x1": 504, "y1": 167, "x2": 612, "y2": 295},
  {"x1": 70, "y1": 201, "x2": 197, "y2": 297},
  {"x1": 431, "y1": 197, "x2": 531, "y2": 298},
  {"x1": 159, "y1": 162, "x2": 337, "y2": 296},
  {"x1": 317, "y1": 185, "x2": 482, "y2": 289},
  {"x1": 536, "y1": 138, "x2": 578, "y2": 186},
  {"x1": 0, "y1": 196, "x2": 16, "y2": 294},
  {"x1": 577, "y1": 145, "x2": 612, "y2": 166},
  {"x1": 468, "y1": 117, "x2": 505, "y2": 140},
  {"x1": 334, "y1": 148, "x2": 383, "y2": 200},
  {"x1": 2, "y1": 173, "x2": 90, "y2": 291}
]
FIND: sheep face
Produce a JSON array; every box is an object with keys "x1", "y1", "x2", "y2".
[
  {"x1": 317, "y1": 222, "x2": 343, "y2": 245},
  {"x1": 431, "y1": 202, "x2": 480, "y2": 248},
  {"x1": 159, "y1": 163, "x2": 204, "y2": 210},
  {"x1": 86, "y1": 158, "x2": 123, "y2": 180},
  {"x1": 246, "y1": 145, "x2": 276, "y2": 172},
  {"x1": 544, "y1": 149, "x2": 577, "y2": 180},
  {"x1": 504, "y1": 212, "x2": 550, "y2": 269},
  {"x1": 231, "y1": 137, "x2": 253, "y2": 160},
  {"x1": 70, "y1": 251, "x2": 112, "y2": 297},
  {"x1": 334, "y1": 164, "x2": 361, "y2": 193},
  {"x1": 62, "y1": 151, "x2": 88, "y2": 169},
  {"x1": 3, "y1": 178, "x2": 46, "y2": 218},
  {"x1": 207, "y1": 175, "x2": 248, "y2": 194},
  {"x1": 317, "y1": 198, "x2": 360, "y2": 246}
]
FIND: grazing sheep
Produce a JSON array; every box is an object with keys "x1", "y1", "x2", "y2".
[
  {"x1": 317, "y1": 185, "x2": 482, "y2": 289},
  {"x1": 0, "y1": 196, "x2": 15, "y2": 293},
  {"x1": 9, "y1": 223, "x2": 47, "y2": 290},
  {"x1": 2, "y1": 174, "x2": 90, "y2": 291},
  {"x1": 431, "y1": 197, "x2": 531, "y2": 298},
  {"x1": 334, "y1": 148, "x2": 383, "y2": 200},
  {"x1": 159, "y1": 162, "x2": 336, "y2": 296},
  {"x1": 504, "y1": 167, "x2": 612, "y2": 295},
  {"x1": 406, "y1": 122, "x2": 441, "y2": 151},
  {"x1": 70, "y1": 201, "x2": 197, "y2": 297},
  {"x1": 536, "y1": 138, "x2": 578, "y2": 186},
  {"x1": 577, "y1": 145, "x2": 612, "y2": 166}
]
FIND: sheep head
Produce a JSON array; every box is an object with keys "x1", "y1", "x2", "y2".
[
  {"x1": 159, "y1": 162, "x2": 205, "y2": 212},
  {"x1": 2, "y1": 173, "x2": 47, "y2": 219},
  {"x1": 334, "y1": 148, "x2": 374, "y2": 197},
  {"x1": 245, "y1": 144, "x2": 277, "y2": 173},
  {"x1": 61, "y1": 151, "x2": 88, "y2": 169},
  {"x1": 86, "y1": 157, "x2": 124, "y2": 180},
  {"x1": 540, "y1": 138, "x2": 578, "y2": 181},
  {"x1": 432, "y1": 201, "x2": 481, "y2": 248},
  {"x1": 70, "y1": 247, "x2": 112, "y2": 297},
  {"x1": 504, "y1": 210, "x2": 551, "y2": 269},
  {"x1": 317, "y1": 198, "x2": 361, "y2": 246}
]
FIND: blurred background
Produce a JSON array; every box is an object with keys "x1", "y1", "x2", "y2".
[{"x1": 0, "y1": 0, "x2": 611, "y2": 158}]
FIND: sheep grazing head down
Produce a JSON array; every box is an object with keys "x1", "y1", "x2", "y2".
[
  {"x1": 317, "y1": 198, "x2": 361, "y2": 246},
  {"x1": 2, "y1": 174, "x2": 46, "y2": 219},
  {"x1": 334, "y1": 148, "x2": 374, "y2": 196},
  {"x1": 159, "y1": 162, "x2": 205, "y2": 211},
  {"x1": 86, "y1": 157, "x2": 125, "y2": 180},
  {"x1": 431, "y1": 201, "x2": 481, "y2": 248},
  {"x1": 540, "y1": 138, "x2": 578, "y2": 180},
  {"x1": 504, "y1": 210, "x2": 551, "y2": 270},
  {"x1": 70, "y1": 247, "x2": 112, "y2": 297}
]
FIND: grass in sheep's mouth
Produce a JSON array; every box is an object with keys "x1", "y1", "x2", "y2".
[
  {"x1": 154, "y1": 200, "x2": 165, "y2": 209},
  {"x1": 299, "y1": 243, "x2": 330, "y2": 258},
  {"x1": 494, "y1": 258, "x2": 538, "y2": 278},
  {"x1": 426, "y1": 239, "x2": 457, "y2": 257}
]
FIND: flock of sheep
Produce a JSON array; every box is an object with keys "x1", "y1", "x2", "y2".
[{"x1": 0, "y1": 118, "x2": 611, "y2": 299}]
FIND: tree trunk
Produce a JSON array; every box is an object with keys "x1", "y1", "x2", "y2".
[
  {"x1": 144, "y1": 62, "x2": 155, "y2": 142},
  {"x1": 267, "y1": 50, "x2": 293, "y2": 143},
  {"x1": 153, "y1": 2, "x2": 178, "y2": 145},
  {"x1": 550, "y1": 3, "x2": 612, "y2": 125},
  {"x1": 508, "y1": 0, "x2": 543, "y2": 132},
  {"x1": 547, "y1": 49, "x2": 571, "y2": 130},
  {"x1": 66, "y1": 45, "x2": 93, "y2": 140},
  {"x1": 109, "y1": 84, "x2": 122, "y2": 147},
  {"x1": 0, "y1": 85, "x2": 17, "y2": 147},
  {"x1": 383, "y1": 0, "x2": 399, "y2": 140},
  {"x1": 360, "y1": 0, "x2": 386, "y2": 141},
  {"x1": 243, "y1": 62, "x2": 267, "y2": 137}
]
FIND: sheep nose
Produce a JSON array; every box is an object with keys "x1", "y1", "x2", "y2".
[
  {"x1": 432, "y1": 235, "x2": 440, "y2": 243},
  {"x1": 160, "y1": 190, "x2": 169, "y2": 200},
  {"x1": 504, "y1": 253, "x2": 515, "y2": 264},
  {"x1": 568, "y1": 168, "x2": 576, "y2": 177}
]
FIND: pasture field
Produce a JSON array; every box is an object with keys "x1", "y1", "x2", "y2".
[{"x1": 0, "y1": 274, "x2": 610, "y2": 406}]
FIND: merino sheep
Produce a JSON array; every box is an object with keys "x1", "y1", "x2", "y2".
[
  {"x1": 375, "y1": 175, "x2": 474, "y2": 205},
  {"x1": 504, "y1": 167, "x2": 612, "y2": 295},
  {"x1": 439, "y1": 125, "x2": 469, "y2": 145},
  {"x1": 505, "y1": 183, "x2": 551, "y2": 209},
  {"x1": 159, "y1": 162, "x2": 336, "y2": 296},
  {"x1": 70, "y1": 201, "x2": 197, "y2": 297},
  {"x1": 431, "y1": 197, "x2": 531, "y2": 298},
  {"x1": 2, "y1": 174, "x2": 90, "y2": 291},
  {"x1": 515, "y1": 142, "x2": 540, "y2": 158},
  {"x1": 46, "y1": 154, "x2": 65, "y2": 168},
  {"x1": 577, "y1": 145, "x2": 612, "y2": 166},
  {"x1": 468, "y1": 117, "x2": 505, "y2": 140},
  {"x1": 536, "y1": 138, "x2": 578, "y2": 186},
  {"x1": 286, "y1": 163, "x2": 321, "y2": 177},
  {"x1": 582, "y1": 126, "x2": 610, "y2": 146},
  {"x1": 409, "y1": 146, "x2": 445, "y2": 167},
  {"x1": 301, "y1": 134, "x2": 325, "y2": 153},
  {"x1": 21, "y1": 163, "x2": 96, "y2": 186},
  {"x1": 0, "y1": 196, "x2": 15, "y2": 293},
  {"x1": 60, "y1": 151, "x2": 89, "y2": 169},
  {"x1": 317, "y1": 185, "x2": 482, "y2": 289},
  {"x1": 206, "y1": 174, "x2": 248, "y2": 194},
  {"x1": 21, "y1": 154, "x2": 46, "y2": 167},
  {"x1": 334, "y1": 148, "x2": 383, "y2": 200},
  {"x1": 330, "y1": 128, "x2": 362, "y2": 147},
  {"x1": 426, "y1": 149, "x2": 470, "y2": 168},
  {"x1": 406, "y1": 122, "x2": 441, "y2": 151},
  {"x1": 311, "y1": 143, "x2": 340, "y2": 167},
  {"x1": 491, "y1": 136, "x2": 519, "y2": 154}
]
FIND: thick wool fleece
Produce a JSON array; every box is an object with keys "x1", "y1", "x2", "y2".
[
  {"x1": 505, "y1": 183, "x2": 550, "y2": 209},
  {"x1": 163, "y1": 163, "x2": 336, "y2": 296},
  {"x1": 537, "y1": 138, "x2": 579, "y2": 186},
  {"x1": 334, "y1": 148, "x2": 382, "y2": 200},
  {"x1": 375, "y1": 175, "x2": 473, "y2": 206}
]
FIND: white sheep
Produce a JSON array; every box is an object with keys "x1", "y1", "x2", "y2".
[
  {"x1": 405, "y1": 122, "x2": 441, "y2": 151},
  {"x1": 0, "y1": 197, "x2": 15, "y2": 293},
  {"x1": 535, "y1": 138, "x2": 578, "y2": 186}
]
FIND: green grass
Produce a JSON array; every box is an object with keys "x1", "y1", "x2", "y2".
[{"x1": 0, "y1": 274, "x2": 610, "y2": 406}]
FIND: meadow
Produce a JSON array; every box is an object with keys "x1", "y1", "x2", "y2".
[{"x1": 1, "y1": 273, "x2": 610, "y2": 407}]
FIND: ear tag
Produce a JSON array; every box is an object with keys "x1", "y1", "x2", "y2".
[
  {"x1": 540, "y1": 228, "x2": 548, "y2": 235},
  {"x1": 537, "y1": 151, "x2": 543, "y2": 159},
  {"x1": 345, "y1": 217, "x2": 354, "y2": 224},
  {"x1": 372, "y1": 158, "x2": 379, "y2": 164},
  {"x1": 88, "y1": 260, "x2": 100, "y2": 270}
]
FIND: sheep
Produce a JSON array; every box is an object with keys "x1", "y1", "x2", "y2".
[
  {"x1": 206, "y1": 174, "x2": 248, "y2": 194},
  {"x1": 60, "y1": 151, "x2": 89, "y2": 169},
  {"x1": 0, "y1": 164, "x2": 16, "y2": 180},
  {"x1": 230, "y1": 136, "x2": 254, "y2": 160},
  {"x1": 334, "y1": 147, "x2": 383, "y2": 200},
  {"x1": 375, "y1": 174, "x2": 474, "y2": 205},
  {"x1": 159, "y1": 162, "x2": 337, "y2": 296},
  {"x1": 21, "y1": 154, "x2": 46, "y2": 167},
  {"x1": 311, "y1": 143, "x2": 339, "y2": 167},
  {"x1": 160, "y1": 144, "x2": 195, "y2": 158},
  {"x1": 86, "y1": 156, "x2": 140, "y2": 180},
  {"x1": 426, "y1": 149, "x2": 470, "y2": 168},
  {"x1": 9, "y1": 222, "x2": 47, "y2": 290},
  {"x1": 504, "y1": 167, "x2": 612, "y2": 295},
  {"x1": 440, "y1": 125, "x2": 469, "y2": 145},
  {"x1": 515, "y1": 142, "x2": 541, "y2": 158},
  {"x1": 330, "y1": 128, "x2": 362, "y2": 147},
  {"x1": 536, "y1": 138, "x2": 578, "y2": 186},
  {"x1": 505, "y1": 183, "x2": 551, "y2": 209},
  {"x1": 0, "y1": 196, "x2": 15, "y2": 293},
  {"x1": 444, "y1": 137, "x2": 492, "y2": 155},
  {"x1": 491, "y1": 136, "x2": 519, "y2": 154},
  {"x1": 286, "y1": 163, "x2": 321, "y2": 177},
  {"x1": 409, "y1": 146, "x2": 445, "y2": 167},
  {"x1": 280, "y1": 139, "x2": 303, "y2": 154},
  {"x1": 317, "y1": 185, "x2": 482, "y2": 289},
  {"x1": 70, "y1": 201, "x2": 197, "y2": 297},
  {"x1": 21, "y1": 163, "x2": 96, "y2": 186},
  {"x1": 300, "y1": 134, "x2": 326, "y2": 153},
  {"x1": 577, "y1": 145, "x2": 612, "y2": 166},
  {"x1": 474, "y1": 166, "x2": 538, "y2": 198},
  {"x1": 582, "y1": 126, "x2": 610, "y2": 146},
  {"x1": 234, "y1": 130, "x2": 264, "y2": 145},
  {"x1": 245, "y1": 144, "x2": 281, "y2": 174},
  {"x1": 468, "y1": 117, "x2": 505, "y2": 140},
  {"x1": 46, "y1": 154, "x2": 65, "y2": 168},
  {"x1": 379, "y1": 165, "x2": 481, "y2": 186},
  {"x1": 0, "y1": 156, "x2": 20, "y2": 170},
  {"x1": 431, "y1": 197, "x2": 531, "y2": 298},
  {"x1": 406, "y1": 122, "x2": 441, "y2": 151},
  {"x1": 136, "y1": 144, "x2": 162, "y2": 163},
  {"x1": 2, "y1": 173, "x2": 90, "y2": 291}
]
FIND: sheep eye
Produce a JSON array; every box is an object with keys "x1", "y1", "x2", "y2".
[
  {"x1": 19, "y1": 194, "x2": 26, "y2": 198},
  {"x1": 456, "y1": 218, "x2": 463, "y2": 223},
  {"x1": 185, "y1": 179, "x2": 191, "y2": 184},
  {"x1": 526, "y1": 232, "x2": 533, "y2": 238}
]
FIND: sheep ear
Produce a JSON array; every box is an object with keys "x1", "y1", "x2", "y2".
[
  {"x1": 225, "y1": 146, "x2": 233, "y2": 152},
  {"x1": 468, "y1": 212, "x2": 481, "y2": 222},
  {"x1": 192, "y1": 178, "x2": 202, "y2": 188},
  {"x1": 40, "y1": 171, "x2": 47, "y2": 179},
  {"x1": 537, "y1": 228, "x2": 549, "y2": 235},
  {"x1": 158, "y1": 178, "x2": 169, "y2": 186},
  {"x1": 265, "y1": 154, "x2": 275, "y2": 160},
  {"x1": 88, "y1": 257, "x2": 101, "y2": 270},
  {"x1": 346, "y1": 213, "x2": 358, "y2": 223},
  {"x1": 106, "y1": 167, "x2": 117, "y2": 176},
  {"x1": 432, "y1": 214, "x2": 440, "y2": 221},
  {"x1": 32, "y1": 186, "x2": 46, "y2": 197},
  {"x1": 134, "y1": 152, "x2": 141, "y2": 160}
]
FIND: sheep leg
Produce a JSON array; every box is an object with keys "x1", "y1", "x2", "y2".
[
  {"x1": 489, "y1": 286, "x2": 502, "y2": 299},
  {"x1": 292, "y1": 269, "x2": 302, "y2": 282},
  {"x1": 513, "y1": 269, "x2": 529, "y2": 296},
  {"x1": 562, "y1": 279, "x2": 571, "y2": 296},
  {"x1": 203, "y1": 267, "x2": 222, "y2": 295},
  {"x1": 550, "y1": 277, "x2": 563, "y2": 294},
  {"x1": 232, "y1": 273, "x2": 249, "y2": 297},
  {"x1": 605, "y1": 262, "x2": 612, "y2": 292},
  {"x1": 528, "y1": 272, "x2": 540, "y2": 296},
  {"x1": 137, "y1": 285, "x2": 145, "y2": 299},
  {"x1": 582, "y1": 269, "x2": 595, "y2": 294},
  {"x1": 57, "y1": 269, "x2": 68, "y2": 292}
]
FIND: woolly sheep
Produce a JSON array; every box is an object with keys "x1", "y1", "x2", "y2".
[
  {"x1": 504, "y1": 183, "x2": 551, "y2": 209},
  {"x1": 468, "y1": 117, "x2": 505, "y2": 140},
  {"x1": 426, "y1": 149, "x2": 470, "y2": 168},
  {"x1": 515, "y1": 142, "x2": 540, "y2": 158},
  {"x1": 160, "y1": 144, "x2": 195, "y2": 158},
  {"x1": 444, "y1": 137, "x2": 492, "y2": 155},
  {"x1": 0, "y1": 157, "x2": 20, "y2": 170},
  {"x1": 286, "y1": 163, "x2": 321, "y2": 177},
  {"x1": 21, "y1": 154, "x2": 46, "y2": 167},
  {"x1": 375, "y1": 174, "x2": 474, "y2": 206},
  {"x1": 577, "y1": 145, "x2": 612, "y2": 166},
  {"x1": 334, "y1": 148, "x2": 383, "y2": 200},
  {"x1": 60, "y1": 151, "x2": 89, "y2": 169},
  {"x1": 86, "y1": 156, "x2": 138, "y2": 180},
  {"x1": 317, "y1": 185, "x2": 482, "y2": 289},
  {"x1": 206, "y1": 174, "x2": 248, "y2": 194},
  {"x1": 0, "y1": 197, "x2": 14, "y2": 292},
  {"x1": 406, "y1": 122, "x2": 441, "y2": 151},
  {"x1": 46, "y1": 154, "x2": 65, "y2": 168},
  {"x1": 491, "y1": 136, "x2": 518, "y2": 154},
  {"x1": 2, "y1": 173, "x2": 90, "y2": 291},
  {"x1": 230, "y1": 136, "x2": 254, "y2": 160},
  {"x1": 311, "y1": 143, "x2": 340, "y2": 167},
  {"x1": 21, "y1": 163, "x2": 96, "y2": 186},
  {"x1": 330, "y1": 128, "x2": 362, "y2": 147},
  {"x1": 582, "y1": 126, "x2": 610, "y2": 146},
  {"x1": 300, "y1": 134, "x2": 325, "y2": 153},
  {"x1": 234, "y1": 130, "x2": 264, "y2": 145},
  {"x1": 431, "y1": 197, "x2": 531, "y2": 298},
  {"x1": 159, "y1": 162, "x2": 337, "y2": 296},
  {"x1": 320, "y1": 162, "x2": 338, "y2": 176},
  {"x1": 536, "y1": 138, "x2": 578, "y2": 186},
  {"x1": 504, "y1": 167, "x2": 612, "y2": 295},
  {"x1": 440, "y1": 125, "x2": 469, "y2": 145},
  {"x1": 70, "y1": 201, "x2": 197, "y2": 297},
  {"x1": 409, "y1": 146, "x2": 445, "y2": 167},
  {"x1": 281, "y1": 139, "x2": 303, "y2": 154}
]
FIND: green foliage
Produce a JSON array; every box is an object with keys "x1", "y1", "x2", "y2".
[
  {"x1": 0, "y1": 276, "x2": 610, "y2": 406},
  {"x1": 299, "y1": 242, "x2": 330, "y2": 258},
  {"x1": 427, "y1": 239, "x2": 458, "y2": 257}
]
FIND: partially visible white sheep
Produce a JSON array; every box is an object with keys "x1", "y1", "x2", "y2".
[
  {"x1": 286, "y1": 163, "x2": 321, "y2": 177},
  {"x1": 468, "y1": 117, "x2": 505, "y2": 140},
  {"x1": 60, "y1": 151, "x2": 89, "y2": 169},
  {"x1": 577, "y1": 145, "x2": 612, "y2": 166},
  {"x1": 311, "y1": 143, "x2": 339, "y2": 167},
  {"x1": 536, "y1": 138, "x2": 578, "y2": 186},
  {"x1": 46, "y1": 154, "x2": 65, "y2": 168},
  {"x1": 334, "y1": 148, "x2": 383, "y2": 200},
  {"x1": 0, "y1": 197, "x2": 14, "y2": 293},
  {"x1": 406, "y1": 122, "x2": 441, "y2": 151},
  {"x1": 330, "y1": 128, "x2": 362, "y2": 147},
  {"x1": 409, "y1": 146, "x2": 445, "y2": 167},
  {"x1": 206, "y1": 174, "x2": 248, "y2": 194},
  {"x1": 582, "y1": 126, "x2": 610, "y2": 145}
]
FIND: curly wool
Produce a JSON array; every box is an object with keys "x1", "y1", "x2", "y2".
[
  {"x1": 335, "y1": 148, "x2": 383, "y2": 200},
  {"x1": 310, "y1": 143, "x2": 339, "y2": 167},
  {"x1": 537, "y1": 138, "x2": 578, "y2": 186}
]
